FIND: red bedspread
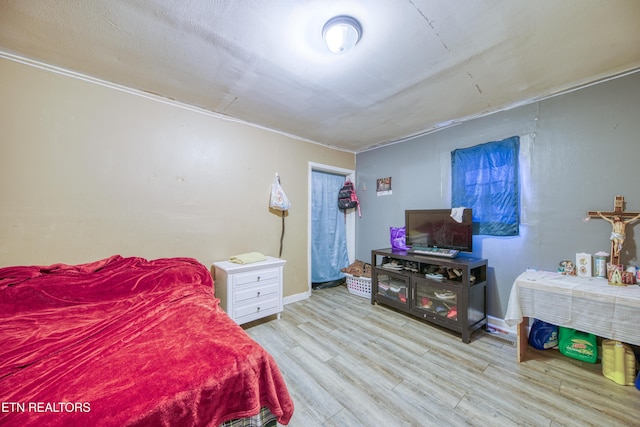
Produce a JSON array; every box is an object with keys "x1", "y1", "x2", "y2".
[{"x1": 0, "y1": 255, "x2": 293, "y2": 426}]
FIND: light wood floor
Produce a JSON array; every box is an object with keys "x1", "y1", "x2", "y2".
[{"x1": 244, "y1": 285, "x2": 640, "y2": 427}]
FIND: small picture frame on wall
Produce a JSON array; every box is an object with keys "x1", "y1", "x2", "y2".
[{"x1": 376, "y1": 177, "x2": 392, "y2": 196}]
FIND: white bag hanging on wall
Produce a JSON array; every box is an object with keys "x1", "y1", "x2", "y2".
[
  {"x1": 269, "y1": 173, "x2": 290, "y2": 211},
  {"x1": 270, "y1": 173, "x2": 289, "y2": 258}
]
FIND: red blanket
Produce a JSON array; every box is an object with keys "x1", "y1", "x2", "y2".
[{"x1": 0, "y1": 255, "x2": 293, "y2": 426}]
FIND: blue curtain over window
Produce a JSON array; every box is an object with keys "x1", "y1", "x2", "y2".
[
  {"x1": 451, "y1": 136, "x2": 520, "y2": 236},
  {"x1": 311, "y1": 171, "x2": 350, "y2": 283}
]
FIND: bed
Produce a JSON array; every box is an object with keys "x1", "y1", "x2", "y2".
[{"x1": 0, "y1": 255, "x2": 294, "y2": 427}]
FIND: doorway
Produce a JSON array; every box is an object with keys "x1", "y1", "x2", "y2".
[{"x1": 308, "y1": 162, "x2": 355, "y2": 292}]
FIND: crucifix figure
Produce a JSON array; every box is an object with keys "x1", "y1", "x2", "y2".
[{"x1": 587, "y1": 195, "x2": 640, "y2": 265}]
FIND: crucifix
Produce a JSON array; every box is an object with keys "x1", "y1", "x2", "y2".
[{"x1": 587, "y1": 195, "x2": 640, "y2": 265}]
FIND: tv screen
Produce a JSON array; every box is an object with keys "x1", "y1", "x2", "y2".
[{"x1": 405, "y1": 209, "x2": 473, "y2": 252}]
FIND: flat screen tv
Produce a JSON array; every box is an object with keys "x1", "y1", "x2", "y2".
[{"x1": 405, "y1": 209, "x2": 473, "y2": 252}]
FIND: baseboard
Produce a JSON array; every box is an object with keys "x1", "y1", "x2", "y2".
[
  {"x1": 485, "y1": 316, "x2": 518, "y2": 345},
  {"x1": 283, "y1": 290, "x2": 310, "y2": 305},
  {"x1": 487, "y1": 315, "x2": 516, "y2": 335}
]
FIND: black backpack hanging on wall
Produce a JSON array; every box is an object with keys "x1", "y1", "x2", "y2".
[{"x1": 338, "y1": 179, "x2": 361, "y2": 217}]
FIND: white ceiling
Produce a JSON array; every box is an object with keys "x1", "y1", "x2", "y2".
[{"x1": 1, "y1": 1, "x2": 640, "y2": 152}]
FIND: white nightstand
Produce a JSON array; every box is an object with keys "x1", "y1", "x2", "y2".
[{"x1": 212, "y1": 256, "x2": 286, "y2": 325}]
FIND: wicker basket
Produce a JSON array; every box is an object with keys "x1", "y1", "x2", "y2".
[{"x1": 345, "y1": 273, "x2": 371, "y2": 298}]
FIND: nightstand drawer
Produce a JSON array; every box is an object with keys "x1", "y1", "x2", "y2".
[
  {"x1": 234, "y1": 297, "x2": 280, "y2": 322},
  {"x1": 234, "y1": 268, "x2": 280, "y2": 287},
  {"x1": 234, "y1": 282, "x2": 279, "y2": 305}
]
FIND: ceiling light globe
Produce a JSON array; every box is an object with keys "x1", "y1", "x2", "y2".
[{"x1": 322, "y1": 16, "x2": 362, "y2": 55}]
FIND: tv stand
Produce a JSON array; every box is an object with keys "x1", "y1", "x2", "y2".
[{"x1": 371, "y1": 248, "x2": 487, "y2": 343}]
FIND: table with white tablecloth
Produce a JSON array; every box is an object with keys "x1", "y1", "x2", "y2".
[{"x1": 505, "y1": 270, "x2": 640, "y2": 362}]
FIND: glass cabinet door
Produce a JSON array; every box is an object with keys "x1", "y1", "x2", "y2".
[
  {"x1": 374, "y1": 270, "x2": 409, "y2": 307},
  {"x1": 413, "y1": 278, "x2": 459, "y2": 322}
]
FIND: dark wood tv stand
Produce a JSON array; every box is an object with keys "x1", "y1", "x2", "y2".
[{"x1": 371, "y1": 248, "x2": 488, "y2": 343}]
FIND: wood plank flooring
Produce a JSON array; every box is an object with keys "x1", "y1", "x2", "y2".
[{"x1": 244, "y1": 285, "x2": 640, "y2": 427}]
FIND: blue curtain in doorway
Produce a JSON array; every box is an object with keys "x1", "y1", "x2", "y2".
[{"x1": 311, "y1": 171, "x2": 350, "y2": 283}]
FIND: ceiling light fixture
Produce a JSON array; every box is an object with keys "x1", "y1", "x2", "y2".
[{"x1": 322, "y1": 16, "x2": 362, "y2": 55}]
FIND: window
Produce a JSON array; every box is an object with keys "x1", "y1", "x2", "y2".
[{"x1": 451, "y1": 136, "x2": 520, "y2": 236}]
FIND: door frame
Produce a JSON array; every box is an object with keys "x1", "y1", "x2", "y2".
[{"x1": 308, "y1": 162, "x2": 355, "y2": 294}]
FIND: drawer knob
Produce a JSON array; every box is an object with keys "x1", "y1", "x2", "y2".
[
  {"x1": 257, "y1": 291, "x2": 261, "y2": 297},
  {"x1": 257, "y1": 306, "x2": 261, "y2": 312},
  {"x1": 257, "y1": 276, "x2": 261, "y2": 281}
]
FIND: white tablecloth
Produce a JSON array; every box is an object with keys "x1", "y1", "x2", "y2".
[{"x1": 505, "y1": 270, "x2": 640, "y2": 346}]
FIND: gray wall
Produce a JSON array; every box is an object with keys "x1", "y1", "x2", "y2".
[{"x1": 355, "y1": 71, "x2": 640, "y2": 321}]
